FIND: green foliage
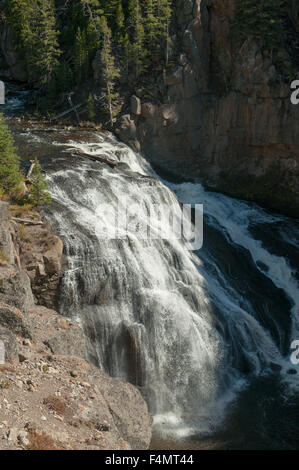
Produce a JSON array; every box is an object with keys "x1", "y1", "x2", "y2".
[
  {"x1": 6, "y1": 0, "x2": 174, "y2": 115},
  {"x1": 99, "y1": 17, "x2": 120, "y2": 126},
  {"x1": 234, "y1": 0, "x2": 287, "y2": 50},
  {"x1": 86, "y1": 93, "x2": 96, "y2": 121},
  {"x1": 0, "y1": 114, "x2": 23, "y2": 195},
  {"x1": 26, "y1": 158, "x2": 51, "y2": 206},
  {"x1": 7, "y1": 0, "x2": 61, "y2": 88}
]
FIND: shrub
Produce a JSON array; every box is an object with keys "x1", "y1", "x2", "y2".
[
  {"x1": 43, "y1": 395, "x2": 67, "y2": 415},
  {"x1": 0, "y1": 114, "x2": 23, "y2": 196},
  {"x1": 24, "y1": 157, "x2": 51, "y2": 206},
  {"x1": 27, "y1": 430, "x2": 59, "y2": 450}
]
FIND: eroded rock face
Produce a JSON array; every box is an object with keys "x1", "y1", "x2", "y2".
[
  {"x1": 0, "y1": 202, "x2": 14, "y2": 265},
  {"x1": 116, "y1": 0, "x2": 299, "y2": 216},
  {"x1": 18, "y1": 223, "x2": 63, "y2": 309},
  {"x1": 0, "y1": 302, "x2": 32, "y2": 339},
  {"x1": 0, "y1": 265, "x2": 34, "y2": 311}
]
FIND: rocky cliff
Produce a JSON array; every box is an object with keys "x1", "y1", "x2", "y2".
[
  {"x1": 0, "y1": 201, "x2": 152, "y2": 450},
  {"x1": 116, "y1": 0, "x2": 299, "y2": 217}
]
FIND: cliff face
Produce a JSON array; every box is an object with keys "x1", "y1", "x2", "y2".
[{"x1": 116, "y1": 0, "x2": 299, "y2": 217}]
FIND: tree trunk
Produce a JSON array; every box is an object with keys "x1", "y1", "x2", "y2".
[{"x1": 107, "y1": 82, "x2": 113, "y2": 127}]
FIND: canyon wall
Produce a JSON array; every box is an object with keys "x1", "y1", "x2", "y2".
[{"x1": 116, "y1": 0, "x2": 299, "y2": 217}]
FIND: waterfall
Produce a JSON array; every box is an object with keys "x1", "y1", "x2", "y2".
[
  {"x1": 40, "y1": 132, "x2": 298, "y2": 439},
  {"x1": 3, "y1": 84, "x2": 298, "y2": 447}
]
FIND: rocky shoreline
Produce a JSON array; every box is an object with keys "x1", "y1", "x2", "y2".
[{"x1": 0, "y1": 201, "x2": 152, "y2": 450}]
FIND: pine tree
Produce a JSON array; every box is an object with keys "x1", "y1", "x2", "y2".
[
  {"x1": 56, "y1": 60, "x2": 73, "y2": 93},
  {"x1": 80, "y1": 0, "x2": 103, "y2": 32},
  {"x1": 28, "y1": 157, "x2": 51, "y2": 206},
  {"x1": 33, "y1": 0, "x2": 61, "y2": 87},
  {"x1": 7, "y1": 0, "x2": 61, "y2": 88},
  {"x1": 86, "y1": 93, "x2": 96, "y2": 121},
  {"x1": 74, "y1": 27, "x2": 89, "y2": 83},
  {"x1": 0, "y1": 114, "x2": 23, "y2": 195},
  {"x1": 115, "y1": 0, "x2": 125, "y2": 43},
  {"x1": 128, "y1": 0, "x2": 146, "y2": 77},
  {"x1": 234, "y1": 0, "x2": 286, "y2": 50},
  {"x1": 99, "y1": 17, "x2": 120, "y2": 126},
  {"x1": 159, "y1": 0, "x2": 172, "y2": 67}
]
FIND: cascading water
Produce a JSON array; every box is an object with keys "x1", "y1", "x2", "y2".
[
  {"x1": 4, "y1": 85, "x2": 299, "y2": 448},
  {"x1": 39, "y1": 133, "x2": 297, "y2": 439}
]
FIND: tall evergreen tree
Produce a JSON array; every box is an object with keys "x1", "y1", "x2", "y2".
[
  {"x1": 74, "y1": 27, "x2": 89, "y2": 83},
  {"x1": 86, "y1": 92, "x2": 96, "y2": 121},
  {"x1": 0, "y1": 114, "x2": 23, "y2": 195},
  {"x1": 7, "y1": 0, "x2": 61, "y2": 88},
  {"x1": 128, "y1": 0, "x2": 146, "y2": 77},
  {"x1": 99, "y1": 17, "x2": 120, "y2": 126}
]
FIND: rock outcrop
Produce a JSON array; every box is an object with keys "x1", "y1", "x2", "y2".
[
  {"x1": 17, "y1": 222, "x2": 63, "y2": 309},
  {"x1": 115, "y1": 0, "x2": 299, "y2": 217}
]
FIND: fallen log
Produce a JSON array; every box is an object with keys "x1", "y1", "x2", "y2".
[
  {"x1": 67, "y1": 93, "x2": 80, "y2": 125},
  {"x1": 49, "y1": 103, "x2": 82, "y2": 121},
  {"x1": 25, "y1": 160, "x2": 35, "y2": 179},
  {"x1": 12, "y1": 217, "x2": 44, "y2": 226},
  {"x1": 73, "y1": 150, "x2": 119, "y2": 168}
]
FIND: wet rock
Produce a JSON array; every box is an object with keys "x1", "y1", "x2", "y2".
[{"x1": 115, "y1": 114, "x2": 137, "y2": 142}]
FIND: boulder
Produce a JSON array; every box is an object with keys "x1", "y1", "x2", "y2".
[
  {"x1": 115, "y1": 114, "x2": 137, "y2": 143},
  {"x1": 0, "y1": 302, "x2": 32, "y2": 339},
  {"x1": 130, "y1": 95, "x2": 141, "y2": 115},
  {"x1": 0, "y1": 202, "x2": 14, "y2": 265},
  {"x1": 18, "y1": 224, "x2": 63, "y2": 309},
  {"x1": 0, "y1": 327, "x2": 18, "y2": 364},
  {"x1": 44, "y1": 324, "x2": 86, "y2": 358},
  {"x1": 0, "y1": 265, "x2": 34, "y2": 311}
]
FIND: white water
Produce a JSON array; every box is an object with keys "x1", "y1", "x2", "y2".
[
  {"x1": 169, "y1": 183, "x2": 299, "y2": 342},
  {"x1": 38, "y1": 134, "x2": 298, "y2": 439}
]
